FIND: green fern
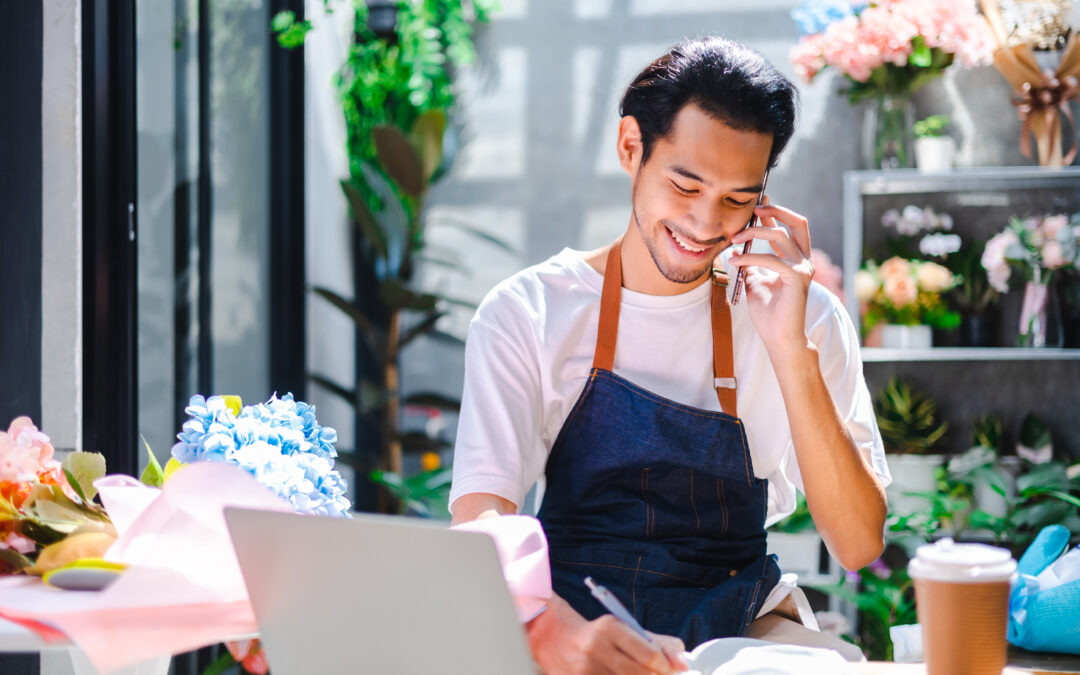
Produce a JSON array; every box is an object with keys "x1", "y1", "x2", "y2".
[{"x1": 874, "y1": 376, "x2": 948, "y2": 454}]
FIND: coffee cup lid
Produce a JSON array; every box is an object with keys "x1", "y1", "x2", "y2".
[{"x1": 908, "y1": 538, "x2": 1017, "y2": 583}]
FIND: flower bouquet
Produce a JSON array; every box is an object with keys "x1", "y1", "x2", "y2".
[
  {"x1": 981, "y1": 213, "x2": 1080, "y2": 346},
  {"x1": 857, "y1": 256, "x2": 961, "y2": 346},
  {"x1": 0, "y1": 417, "x2": 114, "y2": 575},
  {"x1": 0, "y1": 393, "x2": 349, "y2": 675},
  {"x1": 789, "y1": 0, "x2": 994, "y2": 167}
]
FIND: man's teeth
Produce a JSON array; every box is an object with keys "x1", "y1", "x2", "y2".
[{"x1": 670, "y1": 228, "x2": 707, "y2": 253}]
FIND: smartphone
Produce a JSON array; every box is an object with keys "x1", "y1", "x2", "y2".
[{"x1": 730, "y1": 169, "x2": 770, "y2": 305}]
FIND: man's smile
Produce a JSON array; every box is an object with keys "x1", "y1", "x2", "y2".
[{"x1": 663, "y1": 222, "x2": 721, "y2": 259}]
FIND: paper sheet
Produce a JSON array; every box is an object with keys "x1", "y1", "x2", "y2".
[{"x1": 0, "y1": 462, "x2": 289, "y2": 674}]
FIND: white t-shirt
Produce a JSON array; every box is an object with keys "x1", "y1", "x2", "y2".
[{"x1": 449, "y1": 247, "x2": 891, "y2": 526}]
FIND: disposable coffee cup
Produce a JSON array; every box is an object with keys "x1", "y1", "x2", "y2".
[{"x1": 908, "y1": 538, "x2": 1017, "y2": 675}]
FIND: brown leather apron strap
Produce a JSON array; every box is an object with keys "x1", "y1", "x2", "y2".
[
  {"x1": 592, "y1": 240, "x2": 623, "y2": 371},
  {"x1": 711, "y1": 268, "x2": 738, "y2": 418},
  {"x1": 592, "y1": 240, "x2": 738, "y2": 417}
]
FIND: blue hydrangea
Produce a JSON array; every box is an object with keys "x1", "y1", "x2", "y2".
[
  {"x1": 172, "y1": 393, "x2": 351, "y2": 518},
  {"x1": 790, "y1": 0, "x2": 867, "y2": 35}
]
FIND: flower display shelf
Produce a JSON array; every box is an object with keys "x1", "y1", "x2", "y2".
[
  {"x1": 862, "y1": 347, "x2": 1080, "y2": 362},
  {"x1": 842, "y1": 166, "x2": 1080, "y2": 331}
]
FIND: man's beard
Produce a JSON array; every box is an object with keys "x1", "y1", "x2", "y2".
[{"x1": 632, "y1": 206, "x2": 714, "y2": 285}]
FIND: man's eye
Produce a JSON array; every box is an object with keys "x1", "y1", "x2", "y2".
[
  {"x1": 671, "y1": 181, "x2": 697, "y2": 195},
  {"x1": 728, "y1": 198, "x2": 752, "y2": 207}
]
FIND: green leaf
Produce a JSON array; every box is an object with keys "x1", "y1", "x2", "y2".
[
  {"x1": 909, "y1": 37, "x2": 932, "y2": 68},
  {"x1": 310, "y1": 286, "x2": 379, "y2": 353},
  {"x1": 0, "y1": 547, "x2": 33, "y2": 573},
  {"x1": 163, "y1": 457, "x2": 185, "y2": 482},
  {"x1": 378, "y1": 280, "x2": 439, "y2": 311},
  {"x1": 373, "y1": 125, "x2": 426, "y2": 197},
  {"x1": 411, "y1": 110, "x2": 447, "y2": 182},
  {"x1": 61, "y1": 451, "x2": 107, "y2": 502},
  {"x1": 357, "y1": 164, "x2": 410, "y2": 277},
  {"x1": 340, "y1": 179, "x2": 388, "y2": 261},
  {"x1": 140, "y1": 436, "x2": 165, "y2": 488},
  {"x1": 1018, "y1": 463, "x2": 1070, "y2": 494},
  {"x1": 201, "y1": 651, "x2": 237, "y2": 675},
  {"x1": 398, "y1": 312, "x2": 447, "y2": 349}
]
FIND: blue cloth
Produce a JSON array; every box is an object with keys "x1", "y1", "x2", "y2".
[
  {"x1": 536, "y1": 271, "x2": 780, "y2": 649},
  {"x1": 1009, "y1": 525, "x2": 1080, "y2": 654}
]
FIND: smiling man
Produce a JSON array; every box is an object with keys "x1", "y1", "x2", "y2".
[{"x1": 450, "y1": 37, "x2": 890, "y2": 674}]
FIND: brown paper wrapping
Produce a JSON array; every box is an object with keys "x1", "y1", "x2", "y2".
[{"x1": 981, "y1": 0, "x2": 1080, "y2": 167}]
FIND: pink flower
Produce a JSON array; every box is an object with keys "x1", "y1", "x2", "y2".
[
  {"x1": 0, "y1": 532, "x2": 35, "y2": 555},
  {"x1": 811, "y1": 248, "x2": 845, "y2": 302},
  {"x1": 1042, "y1": 241, "x2": 1067, "y2": 269},
  {"x1": 879, "y1": 256, "x2": 911, "y2": 280},
  {"x1": 226, "y1": 639, "x2": 269, "y2": 675},
  {"x1": 884, "y1": 274, "x2": 919, "y2": 307},
  {"x1": 1042, "y1": 214, "x2": 1069, "y2": 239},
  {"x1": 0, "y1": 417, "x2": 58, "y2": 484},
  {"x1": 981, "y1": 230, "x2": 1018, "y2": 293}
]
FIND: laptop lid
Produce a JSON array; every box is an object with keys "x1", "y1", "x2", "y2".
[{"x1": 224, "y1": 507, "x2": 535, "y2": 675}]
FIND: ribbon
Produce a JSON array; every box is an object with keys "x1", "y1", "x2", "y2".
[
  {"x1": 1011, "y1": 71, "x2": 1080, "y2": 165},
  {"x1": 981, "y1": 1, "x2": 1080, "y2": 167}
]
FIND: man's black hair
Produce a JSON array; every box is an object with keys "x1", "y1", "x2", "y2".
[{"x1": 619, "y1": 36, "x2": 799, "y2": 168}]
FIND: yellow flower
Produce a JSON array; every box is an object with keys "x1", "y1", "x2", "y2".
[{"x1": 421, "y1": 452, "x2": 441, "y2": 472}]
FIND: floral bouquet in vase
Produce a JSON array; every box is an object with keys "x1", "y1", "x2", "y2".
[
  {"x1": 857, "y1": 257, "x2": 961, "y2": 347},
  {"x1": 981, "y1": 214, "x2": 1080, "y2": 347},
  {"x1": 789, "y1": 0, "x2": 994, "y2": 168}
]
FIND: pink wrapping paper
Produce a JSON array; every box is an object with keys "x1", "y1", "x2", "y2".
[
  {"x1": 0, "y1": 462, "x2": 289, "y2": 673},
  {"x1": 452, "y1": 514, "x2": 552, "y2": 621}
]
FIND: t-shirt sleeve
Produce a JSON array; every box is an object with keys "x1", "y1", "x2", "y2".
[
  {"x1": 449, "y1": 307, "x2": 547, "y2": 514},
  {"x1": 780, "y1": 287, "x2": 892, "y2": 496}
]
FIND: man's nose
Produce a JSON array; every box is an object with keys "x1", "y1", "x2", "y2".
[{"x1": 687, "y1": 201, "x2": 735, "y2": 242}]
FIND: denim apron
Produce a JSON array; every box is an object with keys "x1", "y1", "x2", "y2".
[{"x1": 536, "y1": 241, "x2": 781, "y2": 648}]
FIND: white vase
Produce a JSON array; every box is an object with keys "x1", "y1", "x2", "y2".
[
  {"x1": 881, "y1": 324, "x2": 932, "y2": 349},
  {"x1": 914, "y1": 136, "x2": 955, "y2": 172},
  {"x1": 885, "y1": 453, "x2": 946, "y2": 517}
]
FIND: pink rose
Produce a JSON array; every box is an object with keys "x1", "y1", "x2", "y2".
[
  {"x1": 0, "y1": 532, "x2": 35, "y2": 555},
  {"x1": 884, "y1": 274, "x2": 919, "y2": 307},
  {"x1": 0, "y1": 417, "x2": 57, "y2": 483},
  {"x1": 879, "y1": 256, "x2": 911, "y2": 280},
  {"x1": 1042, "y1": 241, "x2": 1067, "y2": 269},
  {"x1": 1042, "y1": 214, "x2": 1069, "y2": 239},
  {"x1": 810, "y1": 249, "x2": 845, "y2": 302}
]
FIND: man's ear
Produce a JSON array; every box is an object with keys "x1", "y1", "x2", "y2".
[{"x1": 616, "y1": 116, "x2": 643, "y2": 176}]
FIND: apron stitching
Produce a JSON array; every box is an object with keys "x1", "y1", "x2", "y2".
[
  {"x1": 550, "y1": 558, "x2": 729, "y2": 585},
  {"x1": 690, "y1": 469, "x2": 700, "y2": 536},
  {"x1": 593, "y1": 371, "x2": 741, "y2": 423},
  {"x1": 631, "y1": 555, "x2": 642, "y2": 620},
  {"x1": 737, "y1": 426, "x2": 752, "y2": 487},
  {"x1": 742, "y1": 578, "x2": 764, "y2": 635},
  {"x1": 641, "y1": 468, "x2": 649, "y2": 538}
]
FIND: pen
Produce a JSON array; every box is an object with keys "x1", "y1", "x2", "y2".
[
  {"x1": 584, "y1": 576, "x2": 653, "y2": 643},
  {"x1": 730, "y1": 168, "x2": 770, "y2": 306}
]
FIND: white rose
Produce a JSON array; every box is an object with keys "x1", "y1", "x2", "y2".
[{"x1": 855, "y1": 270, "x2": 879, "y2": 303}]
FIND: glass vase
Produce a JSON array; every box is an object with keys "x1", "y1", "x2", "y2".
[
  {"x1": 862, "y1": 94, "x2": 915, "y2": 170},
  {"x1": 1017, "y1": 272, "x2": 1063, "y2": 347}
]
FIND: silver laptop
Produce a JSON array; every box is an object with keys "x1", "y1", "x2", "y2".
[{"x1": 224, "y1": 507, "x2": 535, "y2": 675}]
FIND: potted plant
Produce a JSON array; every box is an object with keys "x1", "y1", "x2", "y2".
[
  {"x1": 913, "y1": 114, "x2": 955, "y2": 172},
  {"x1": 874, "y1": 377, "x2": 949, "y2": 517},
  {"x1": 856, "y1": 257, "x2": 960, "y2": 348},
  {"x1": 945, "y1": 240, "x2": 1001, "y2": 347},
  {"x1": 767, "y1": 494, "x2": 833, "y2": 585}
]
